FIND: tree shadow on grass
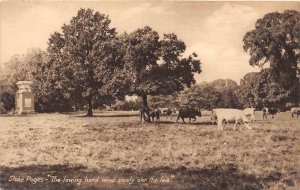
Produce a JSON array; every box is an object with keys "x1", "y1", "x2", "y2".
[{"x1": 0, "y1": 164, "x2": 280, "y2": 190}]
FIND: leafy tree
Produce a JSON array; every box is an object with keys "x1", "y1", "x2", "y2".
[
  {"x1": 46, "y1": 8, "x2": 118, "y2": 116},
  {"x1": 1, "y1": 49, "x2": 47, "y2": 92},
  {"x1": 236, "y1": 69, "x2": 290, "y2": 109},
  {"x1": 235, "y1": 72, "x2": 258, "y2": 108},
  {"x1": 178, "y1": 83, "x2": 221, "y2": 110},
  {"x1": 0, "y1": 49, "x2": 71, "y2": 113},
  {"x1": 209, "y1": 79, "x2": 240, "y2": 108},
  {"x1": 178, "y1": 79, "x2": 240, "y2": 110},
  {"x1": 210, "y1": 79, "x2": 238, "y2": 92},
  {"x1": 221, "y1": 88, "x2": 240, "y2": 108},
  {"x1": 243, "y1": 10, "x2": 300, "y2": 104},
  {"x1": 148, "y1": 94, "x2": 179, "y2": 109},
  {"x1": 0, "y1": 92, "x2": 15, "y2": 113},
  {"x1": 110, "y1": 26, "x2": 201, "y2": 121},
  {"x1": 114, "y1": 99, "x2": 143, "y2": 111}
]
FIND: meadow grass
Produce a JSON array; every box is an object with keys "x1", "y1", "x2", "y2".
[{"x1": 0, "y1": 111, "x2": 299, "y2": 189}]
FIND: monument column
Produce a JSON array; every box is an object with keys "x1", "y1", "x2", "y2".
[{"x1": 15, "y1": 81, "x2": 35, "y2": 114}]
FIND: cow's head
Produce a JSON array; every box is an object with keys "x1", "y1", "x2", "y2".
[
  {"x1": 242, "y1": 115, "x2": 252, "y2": 129},
  {"x1": 244, "y1": 121, "x2": 251, "y2": 129}
]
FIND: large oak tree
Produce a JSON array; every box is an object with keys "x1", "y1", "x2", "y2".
[
  {"x1": 47, "y1": 8, "x2": 118, "y2": 116},
  {"x1": 243, "y1": 10, "x2": 300, "y2": 105},
  {"x1": 109, "y1": 26, "x2": 201, "y2": 121}
]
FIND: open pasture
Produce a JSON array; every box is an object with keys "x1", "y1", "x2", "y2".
[{"x1": 0, "y1": 111, "x2": 299, "y2": 190}]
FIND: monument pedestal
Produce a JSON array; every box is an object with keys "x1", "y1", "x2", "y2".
[{"x1": 15, "y1": 81, "x2": 35, "y2": 114}]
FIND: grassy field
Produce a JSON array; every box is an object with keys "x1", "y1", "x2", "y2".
[{"x1": 0, "y1": 111, "x2": 299, "y2": 190}]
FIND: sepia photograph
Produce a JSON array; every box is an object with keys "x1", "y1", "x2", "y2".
[{"x1": 0, "y1": 1, "x2": 300, "y2": 189}]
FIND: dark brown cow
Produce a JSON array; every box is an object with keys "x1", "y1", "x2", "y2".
[
  {"x1": 139, "y1": 107, "x2": 160, "y2": 122},
  {"x1": 263, "y1": 107, "x2": 279, "y2": 119},
  {"x1": 176, "y1": 107, "x2": 201, "y2": 123}
]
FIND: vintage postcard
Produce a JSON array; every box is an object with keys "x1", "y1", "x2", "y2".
[{"x1": 0, "y1": 1, "x2": 299, "y2": 189}]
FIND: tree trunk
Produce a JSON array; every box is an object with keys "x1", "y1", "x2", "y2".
[
  {"x1": 87, "y1": 97, "x2": 93, "y2": 117},
  {"x1": 141, "y1": 94, "x2": 151, "y2": 122}
]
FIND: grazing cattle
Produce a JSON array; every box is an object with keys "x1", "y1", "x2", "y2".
[
  {"x1": 263, "y1": 107, "x2": 279, "y2": 119},
  {"x1": 160, "y1": 108, "x2": 175, "y2": 119},
  {"x1": 149, "y1": 109, "x2": 160, "y2": 122},
  {"x1": 211, "y1": 108, "x2": 225, "y2": 124},
  {"x1": 243, "y1": 108, "x2": 255, "y2": 122},
  {"x1": 139, "y1": 107, "x2": 160, "y2": 122},
  {"x1": 176, "y1": 107, "x2": 201, "y2": 123},
  {"x1": 214, "y1": 109, "x2": 251, "y2": 131},
  {"x1": 291, "y1": 107, "x2": 300, "y2": 118},
  {"x1": 262, "y1": 107, "x2": 268, "y2": 119}
]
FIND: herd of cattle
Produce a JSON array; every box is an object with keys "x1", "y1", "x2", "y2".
[{"x1": 139, "y1": 106, "x2": 300, "y2": 131}]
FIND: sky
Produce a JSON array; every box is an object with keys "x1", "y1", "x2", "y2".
[{"x1": 0, "y1": 1, "x2": 299, "y2": 84}]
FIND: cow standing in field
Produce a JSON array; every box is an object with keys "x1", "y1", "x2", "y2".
[
  {"x1": 139, "y1": 107, "x2": 160, "y2": 123},
  {"x1": 160, "y1": 108, "x2": 175, "y2": 119},
  {"x1": 263, "y1": 107, "x2": 279, "y2": 119},
  {"x1": 176, "y1": 107, "x2": 201, "y2": 123},
  {"x1": 214, "y1": 108, "x2": 251, "y2": 131},
  {"x1": 150, "y1": 109, "x2": 160, "y2": 122},
  {"x1": 243, "y1": 108, "x2": 255, "y2": 122},
  {"x1": 211, "y1": 108, "x2": 225, "y2": 124},
  {"x1": 291, "y1": 107, "x2": 300, "y2": 118}
]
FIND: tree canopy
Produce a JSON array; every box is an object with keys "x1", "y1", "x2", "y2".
[
  {"x1": 46, "y1": 8, "x2": 119, "y2": 116},
  {"x1": 108, "y1": 26, "x2": 201, "y2": 119},
  {"x1": 178, "y1": 79, "x2": 239, "y2": 110},
  {"x1": 243, "y1": 10, "x2": 300, "y2": 104},
  {"x1": 236, "y1": 69, "x2": 290, "y2": 109},
  {"x1": 243, "y1": 10, "x2": 300, "y2": 70},
  {"x1": 0, "y1": 49, "x2": 66, "y2": 113}
]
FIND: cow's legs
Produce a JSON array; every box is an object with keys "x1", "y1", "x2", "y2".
[
  {"x1": 144, "y1": 113, "x2": 147, "y2": 122},
  {"x1": 140, "y1": 111, "x2": 146, "y2": 123},
  {"x1": 233, "y1": 121, "x2": 237, "y2": 131},
  {"x1": 245, "y1": 123, "x2": 251, "y2": 129},
  {"x1": 234, "y1": 116, "x2": 241, "y2": 131},
  {"x1": 157, "y1": 113, "x2": 160, "y2": 122},
  {"x1": 217, "y1": 119, "x2": 223, "y2": 131},
  {"x1": 140, "y1": 111, "x2": 142, "y2": 122},
  {"x1": 182, "y1": 117, "x2": 185, "y2": 124},
  {"x1": 217, "y1": 121, "x2": 221, "y2": 130},
  {"x1": 263, "y1": 113, "x2": 267, "y2": 119}
]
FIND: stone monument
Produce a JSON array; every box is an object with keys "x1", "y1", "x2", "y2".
[{"x1": 15, "y1": 81, "x2": 35, "y2": 114}]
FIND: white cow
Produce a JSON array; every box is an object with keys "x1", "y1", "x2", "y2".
[
  {"x1": 243, "y1": 108, "x2": 255, "y2": 122},
  {"x1": 159, "y1": 108, "x2": 175, "y2": 119},
  {"x1": 214, "y1": 108, "x2": 251, "y2": 131},
  {"x1": 211, "y1": 108, "x2": 225, "y2": 124}
]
